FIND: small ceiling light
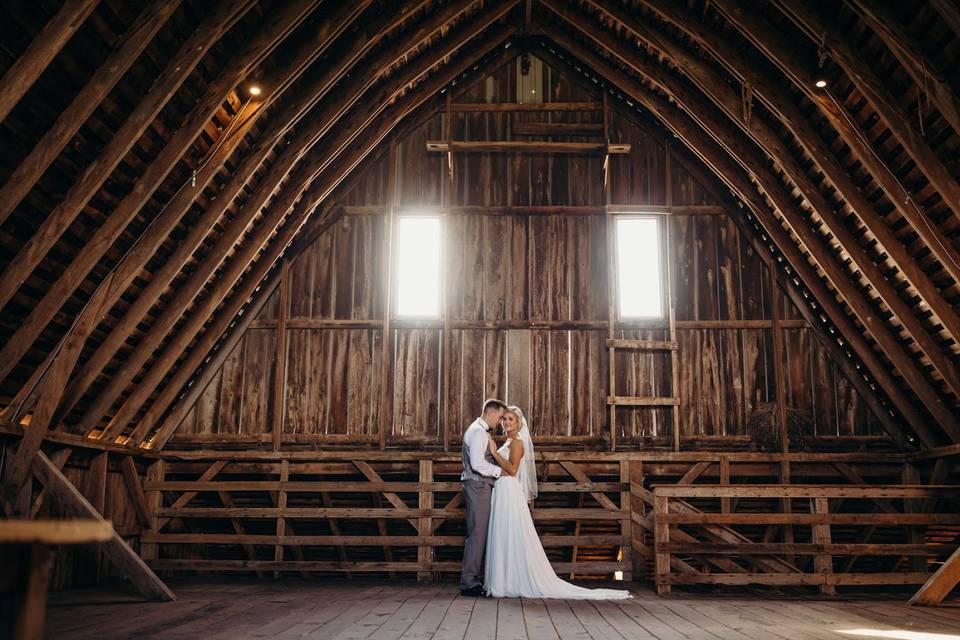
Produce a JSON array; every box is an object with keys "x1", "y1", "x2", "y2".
[
  {"x1": 248, "y1": 84, "x2": 262, "y2": 96},
  {"x1": 815, "y1": 79, "x2": 828, "y2": 88}
]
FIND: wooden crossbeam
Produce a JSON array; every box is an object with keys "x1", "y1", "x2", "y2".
[
  {"x1": 909, "y1": 546, "x2": 960, "y2": 606},
  {"x1": 30, "y1": 451, "x2": 175, "y2": 601},
  {"x1": 426, "y1": 140, "x2": 631, "y2": 153}
]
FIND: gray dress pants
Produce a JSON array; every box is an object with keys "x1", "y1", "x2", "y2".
[{"x1": 460, "y1": 479, "x2": 493, "y2": 590}]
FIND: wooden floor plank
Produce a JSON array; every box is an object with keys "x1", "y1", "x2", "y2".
[{"x1": 44, "y1": 579, "x2": 960, "y2": 640}]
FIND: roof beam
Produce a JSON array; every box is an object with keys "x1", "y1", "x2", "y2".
[
  {"x1": 535, "y1": 33, "x2": 944, "y2": 448},
  {"x1": 845, "y1": 0, "x2": 960, "y2": 135},
  {"x1": 0, "y1": 0, "x2": 99, "y2": 123},
  {"x1": 96, "y1": 13, "x2": 519, "y2": 442},
  {"x1": 142, "y1": 37, "x2": 519, "y2": 449},
  {"x1": 633, "y1": 0, "x2": 960, "y2": 367},
  {"x1": 772, "y1": 1, "x2": 960, "y2": 251},
  {"x1": 556, "y1": 2, "x2": 960, "y2": 406},
  {"x1": 711, "y1": 0, "x2": 960, "y2": 287},
  {"x1": 52, "y1": 0, "x2": 376, "y2": 423},
  {"x1": 0, "y1": 1, "x2": 181, "y2": 227},
  {"x1": 0, "y1": 0, "x2": 322, "y2": 387},
  {"x1": 82, "y1": 2, "x2": 517, "y2": 440},
  {"x1": 0, "y1": 0, "x2": 256, "y2": 314}
]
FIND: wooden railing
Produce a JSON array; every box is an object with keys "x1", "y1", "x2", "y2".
[{"x1": 650, "y1": 484, "x2": 960, "y2": 594}]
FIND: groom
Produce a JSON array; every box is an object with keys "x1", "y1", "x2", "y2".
[{"x1": 460, "y1": 398, "x2": 507, "y2": 596}]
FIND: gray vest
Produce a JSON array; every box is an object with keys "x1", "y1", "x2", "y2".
[{"x1": 461, "y1": 422, "x2": 497, "y2": 485}]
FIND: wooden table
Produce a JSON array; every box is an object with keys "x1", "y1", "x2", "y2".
[{"x1": 0, "y1": 519, "x2": 113, "y2": 640}]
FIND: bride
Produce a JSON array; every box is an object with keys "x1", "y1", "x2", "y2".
[{"x1": 483, "y1": 406, "x2": 632, "y2": 600}]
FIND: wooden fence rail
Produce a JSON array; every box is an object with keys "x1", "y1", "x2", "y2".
[{"x1": 650, "y1": 484, "x2": 957, "y2": 595}]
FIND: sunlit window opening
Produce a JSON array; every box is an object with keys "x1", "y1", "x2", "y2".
[
  {"x1": 396, "y1": 216, "x2": 441, "y2": 316},
  {"x1": 616, "y1": 217, "x2": 664, "y2": 318}
]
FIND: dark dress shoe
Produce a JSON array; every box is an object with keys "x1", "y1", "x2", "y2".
[{"x1": 460, "y1": 585, "x2": 484, "y2": 597}]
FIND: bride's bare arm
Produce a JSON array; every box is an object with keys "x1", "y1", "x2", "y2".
[{"x1": 489, "y1": 437, "x2": 524, "y2": 476}]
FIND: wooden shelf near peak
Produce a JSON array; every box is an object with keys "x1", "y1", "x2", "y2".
[{"x1": 426, "y1": 140, "x2": 631, "y2": 154}]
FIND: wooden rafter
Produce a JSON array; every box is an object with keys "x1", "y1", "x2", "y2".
[
  {"x1": 711, "y1": 0, "x2": 960, "y2": 288},
  {"x1": 53, "y1": 0, "x2": 369, "y2": 423},
  {"x1": 534, "y1": 36, "x2": 943, "y2": 448},
  {"x1": 0, "y1": 0, "x2": 323, "y2": 388},
  {"x1": 0, "y1": 1, "x2": 181, "y2": 227},
  {"x1": 0, "y1": 0, "x2": 255, "y2": 314},
  {"x1": 96, "y1": 11, "x2": 519, "y2": 443},
  {"x1": 0, "y1": 0, "x2": 99, "y2": 123},
  {"x1": 633, "y1": 0, "x2": 960, "y2": 357},
  {"x1": 137, "y1": 29, "x2": 520, "y2": 449}
]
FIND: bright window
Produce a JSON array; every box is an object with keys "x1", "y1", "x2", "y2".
[
  {"x1": 396, "y1": 216, "x2": 441, "y2": 316},
  {"x1": 616, "y1": 217, "x2": 664, "y2": 318}
]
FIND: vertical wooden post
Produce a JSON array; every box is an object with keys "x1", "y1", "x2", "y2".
[
  {"x1": 378, "y1": 141, "x2": 398, "y2": 450},
  {"x1": 274, "y1": 459, "x2": 288, "y2": 578},
  {"x1": 89, "y1": 452, "x2": 108, "y2": 581},
  {"x1": 12, "y1": 544, "x2": 54, "y2": 640},
  {"x1": 271, "y1": 259, "x2": 290, "y2": 451},
  {"x1": 812, "y1": 496, "x2": 835, "y2": 595},
  {"x1": 653, "y1": 493, "x2": 670, "y2": 595},
  {"x1": 442, "y1": 93, "x2": 453, "y2": 452},
  {"x1": 629, "y1": 460, "x2": 645, "y2": 579},
  {"x1": 769, "y1": 269, "x2": 793, "y2": 557},
  {"x1": 619, "y1": 459, "x2": 632, "y2": 582},
  {"x1": 418, "y1": 459, "x2": 433, "y2": 582},
  {"x1": 603, "y1": 94, "x2": 617, "y2": 452},
  {"x1": 665, "y1": 144, "x2": 680, "y2": 453},
  {"x1": 719, "y1": 455, "x2": 730, "y2": 514},
  {"x1": 141, "y1": 459, "x2": 165, "y2": 567},
  {"x1": 902, "y1": 463, "x2": 927, "y2": 573}
]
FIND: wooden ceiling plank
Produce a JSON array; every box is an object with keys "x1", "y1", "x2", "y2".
[
  {"x1": 712, "y1": 0, "x2": 960, "y2": 287},
  {"x1": 0, "y1": 0, "x2": 323, "y2": 388},
  {"x1": 635, "y1": 0, "x2": 960, "y2": 364},
  {"x1": 0, "y1": 1, "x2": 181, "y2": 227},
  {"x1": 143, "y1": 39, "x2": 519, "y2": 450},
  {"x1": 773, "y1": 1, "x2": 960, "y2": 261},
  {"x1": 555, "y1": 2, "x2": 960, "y2": 403},
  {"x1": 54, "y1": 0, "x2": 374, "y2": 423},
  {"x1": 0, "y1": 0, "x2": 256, "y2": 314},
  {"x1": 845, "y1": 0, "x2": 960, "y2": 135},
  {"x1": 0, "y1": 0, "x2": 100, "y2": 123},
  {"x1": 535, "y1": 34, "x2": 944, "y2": 448},
  {"x1": 83, "y1": 0, "x2": 515, "y2": 440}
]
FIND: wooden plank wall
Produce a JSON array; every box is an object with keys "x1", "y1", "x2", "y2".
[{"x1": 174, "y1": 57, "x2": 880, "y2": 447}]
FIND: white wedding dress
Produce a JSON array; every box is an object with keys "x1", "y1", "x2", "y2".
[{"x1": 483, "y1": 418, "x2": 632, "y2": 600}]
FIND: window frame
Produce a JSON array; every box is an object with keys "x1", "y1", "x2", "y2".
[
  {"x1": 613, "y1": 214, "x2": 668, "y2": 321},
  {"x1": 393, "y1": 213, "x2": 443, "y2": 319}
]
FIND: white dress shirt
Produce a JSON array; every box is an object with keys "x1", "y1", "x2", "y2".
[{"x1": 465, "y1": 417, "x2": 502, "y2": 479}]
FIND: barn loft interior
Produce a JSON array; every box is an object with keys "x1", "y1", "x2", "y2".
[{"x1": 2, "y1": 0, "x2": 960, "y2": 637}]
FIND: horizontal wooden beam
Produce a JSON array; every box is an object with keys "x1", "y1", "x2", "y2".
[
  {"x1": 247, "y1": 318, "x2": 809, "y2": 330},
  {"x1": 653, "y1": 484, "x2": 960, "y2": 498},
  {"x1": 450, "y1": 101, "x2": 602, "y2": 111},
  {"x1": 608, "y1": 396, "x2": 679, "y2": 406},
  {"x1": 0, "y1": 519, "x2": 113, "y2": 545},
  {"x1": 156, "y1": 507, "x2": 627, "y2": 520},
  {"x1": 662, "y1": 572, "x2": 930, "y2": 586},
  {"x1": 148, "y1": 559, "x2": 626, "y2": 574},
  {"x1": 426, "y1": 140, "x2": 631, "y2": 153},
  {"x1": 145, "y1": 480, "x2": 626, "y2": 492},
  {"x1": 342, "y1": 204, "x2": 728, "y2": 215},
  {"x1": 607, "y1": 339, "x2": 677, "y2": 350},
  {"x1": 662, "y1": 542, "x2": 953, "y2": 556},
  {"x1": 144, "y1": 533, "x2": 625, "y2": 546},
  {"x1": 659, "y1": 513, "x2": 960, "y2": 525}
]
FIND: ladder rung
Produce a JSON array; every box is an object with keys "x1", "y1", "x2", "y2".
[
  {"x1": 607, "y1": 396, "x2": 680, "y2": 406},
  {"x1": 606, "y1": 339, "x2": 677, "y2": 351}
]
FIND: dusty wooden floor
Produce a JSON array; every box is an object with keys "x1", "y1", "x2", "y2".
[{"x1": 46, "y1": 577, "x2": 960, "y2": 639}]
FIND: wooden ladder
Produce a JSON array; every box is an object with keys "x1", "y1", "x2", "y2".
[{"x1": 603, "y1": 110, "x2": 681, "y2": 451}]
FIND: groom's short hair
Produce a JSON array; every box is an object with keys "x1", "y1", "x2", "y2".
[{"x1": 482, "y1": 398, "x2": 507, "y2": 415}]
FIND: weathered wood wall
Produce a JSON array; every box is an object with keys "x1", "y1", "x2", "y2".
[{"x1": 174, "y1": 58, "x2": 881, "y2": 448}]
